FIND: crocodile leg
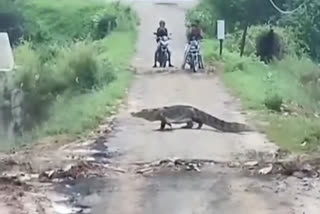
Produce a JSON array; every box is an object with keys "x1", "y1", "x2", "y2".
[
  {"x1": 160, "y1": 120, "x2": 166, "y2": 130},
  {"x1": 192, "y1": 118, "x2": 203, "y2": 129},
  {"x1": 182, "y1": 121, "x2": 194, "y2": 129},
  {"x1": 159, "y1": 116, "x2": 172, "y2": 131}
]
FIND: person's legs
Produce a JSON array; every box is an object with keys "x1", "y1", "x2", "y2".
[
  {"x1": 181, "y1": 43, "x2": 190, "y2": 69},
  {"x1": 198, "y1": 43, "x2": 204, "y2": 69},
  {"x1": 167, "y1": 47, "x2": 174, "y2": 67},
  {"x1": 153, "y1": 43, "x2": 160, "y2": 67}
]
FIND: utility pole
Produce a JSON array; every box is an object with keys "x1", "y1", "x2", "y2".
[{"x1": 240, "y1": 21, "x2": 249, "y2": 57}]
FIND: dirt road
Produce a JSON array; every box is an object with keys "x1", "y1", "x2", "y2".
[
  {"x1": 109, "y1": 0, "x2": 277, "y2": 164},
  {"x1": 77, "y1": 0, "x2": 318, "y2": 213},
  {"x1": 1, "y1": 0, "x2": 319, "y2": 213}
]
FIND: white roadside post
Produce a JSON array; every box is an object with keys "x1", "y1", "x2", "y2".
[
  {"x1": 0, "y1": 32, "x2": 23, "y2": 139},
  {"x1": 217, "y1": 20, "x2": 225, "y2": 56},
  {"x1": 0, "y1": 32, "x2": 15, "y2": 72}
]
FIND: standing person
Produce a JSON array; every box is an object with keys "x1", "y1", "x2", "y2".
[{"x1": 153, "y1": 20, "x2": 174, "y2": 68}]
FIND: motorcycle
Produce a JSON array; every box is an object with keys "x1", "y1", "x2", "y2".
[
  {"x1": 153, "y1": 33, "x2": 171, "y2": 68},
  {"x1": 186, "y1": 37, "x2": 204, "y2": 72}
]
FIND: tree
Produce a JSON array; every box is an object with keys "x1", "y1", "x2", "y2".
[
  {"x1": 208, "y1": 0, "x2": 286, "y2": 32},
  {"x1": 279, "y1": 0, "x2": 320, "y2": 60},
  {"x1": 207, "y1": 0, "x2": 287, "y2": 56}
]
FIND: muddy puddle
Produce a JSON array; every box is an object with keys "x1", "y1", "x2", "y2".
[
  {"x1": 49, "y1": 164, "x2": 307, "y2": 214},
  {"x1": 52, "y1": 177, "x2": 108, "y2": 214},
  {"x1": 45, "y1": 149, "x2": 320, "y2": 214},
  {"x1": 46, "y1": 142, "x2": 124, "y2": 214}
]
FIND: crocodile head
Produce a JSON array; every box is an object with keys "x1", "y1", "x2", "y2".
[{"x1": 130, "y1": 108, "x2": 161, "y2": 121}]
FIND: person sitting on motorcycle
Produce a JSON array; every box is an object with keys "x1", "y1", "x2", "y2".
[
  {"x1": 153, "y1": 20, "x2": 174, "y2": 68},
  {"x1": 181, "y1": 20, "x2": 204, "y2": 69}
]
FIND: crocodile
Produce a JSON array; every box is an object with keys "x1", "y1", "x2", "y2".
[{"x1": 130, "y1": 105, "x2": 254, "y2": 132}]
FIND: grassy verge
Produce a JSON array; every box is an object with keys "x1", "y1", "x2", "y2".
[
  {"x1": 203, "y1": 39, "x2": 320, "y2": 152},
  {"x1": 0, "y1": 0, "x2": 139, "y2": 150},
  {"x1": 36, "y1": 30, "x2": 137, "y2": 137}
]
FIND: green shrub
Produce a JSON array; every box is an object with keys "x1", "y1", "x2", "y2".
[
  {"x1": 54, "y1": 41, "x2": 115, "y2": 91},
  {"x1": 186, "y1": 1, "x2": 216, "y2": 36},
  {"x1": 278, "y1": 0, "x2": 320, "y2": 61},
  {"x1": 264, "y1": 94, "x2": 283, "y2": 112},
  {"x1": 202, "y1": 37, "x2": 320, "y2": 151},
  {"x1": 0, "y1": 0, "x2": 138, "y2": 146},
  {"x1": 13, "y1": 40, "x2": 117, "y2": 128},
  {"x1": 14, "y1": 42, "x2": 55, "y2": 123},
  {"x1": 225, "y1": 25, "x2": 303, "y2": 58},
  {"x1": 20, "y1": 0, "x2": 138, "y2": 45},
  {"x1": 21, "y1": 0, "x2": 103, "y2": 44},
  {"x1": 225, "y1": 57, "x2": 248, "y2": 73},
  {"x1": 90, "y1": 3, "x2": 138, "y2": 39}
]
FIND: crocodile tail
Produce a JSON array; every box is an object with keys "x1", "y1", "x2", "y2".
[{"x1": 194, "y1": 109, "x2": 253, "y2": 132}]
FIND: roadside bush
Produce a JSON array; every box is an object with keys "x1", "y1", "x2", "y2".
[
  {"x1": 203, "y1": 39, "x2": 320, "y2": 113},
  {"x1": 225, "y1": 25, "x2": 302, "y2": 58},
  {"x1": 264, "y1": 94, "x2": 283, "y2": 112},
  {"x1": 256, "y1": 29, "x2": 285, "y2": 63},
  {"x1": 14, "y1": 40, "x2": 116, "y2": 127},
  {"x1": 21, "y1": 0, "x2": 104, "y2": 44},
  {"x1": 0, "y1": 0, "x2": 138, "y2": 142},
  {"x1": 14, "y1": 42, "x2": 54, "y2": 124},
  {"x1": 20, "y1": 0, "x2": 138, "y2": 44},
  {"x1": 224, "y1": 56, "x2": 248, "y2": 73},
  {"x1": 191, "y1": 0, "x2": 320, "y2": 61},
  {"x1": 12, "y1": 0, "x2": 136, "y2": 98},
  {"x1": 54, "y1": 41, "x2": 115, "y2": 91},
  {"x1": 91, "y1": 13, "x2": 117, "y2": 40},
  {"x1": 185, "y1": 1, "x2": 216, "y2": 36},
  {"x1": 90, "y1": 3, "x2": 138, "y2": 40}
]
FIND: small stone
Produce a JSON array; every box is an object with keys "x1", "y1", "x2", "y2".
[
  {"x1": 47, "y1": 170, "x2": 55, "y2": 178},
  {"x1": 300, "y1": 141, "x2": 307, "y2": 147},
  {"x1": 293, "y1": 171, "x2": 305, "y2": 179},
  {"x1": 244, "y1": 161, "x2": 259, "y2": 169},
  {"x1": 258, "y1": 164, "x2": 273, "y2": 175},
  {"x1": 192, "y1": 164, "x2": 201, "y2": 172},
  {"x1": 228, "y1": 162, "x2": 241, "y2": 168},
  {"x1": 244, "y1": 161, "x2": 258, "y2": 166}
]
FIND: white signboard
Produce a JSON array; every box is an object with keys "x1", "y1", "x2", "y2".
[
  {"x1": 0, "y1": 32, "x2": 14, "y2": 72},
  {"x1": 217, "y1": 20, "x2": 225, "y2": 40}
]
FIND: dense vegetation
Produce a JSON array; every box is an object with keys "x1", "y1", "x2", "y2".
[
  {"x1": 0, "y1": 0, "x2": 138, "y2": 147},
  {"x1": 187, "y1": 0, "x2": 320, "y2": 152},
  {"x1": 187, "y1": 0, "x2": 320, "y2": 61}
]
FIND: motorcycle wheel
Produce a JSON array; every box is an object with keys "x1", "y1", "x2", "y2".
[
  {"x1": 191, "y1": 55, "x2": 198, "y2": 73},
  {"x1": 160, "y1": 51, "x2": 167, "y2": 67}
]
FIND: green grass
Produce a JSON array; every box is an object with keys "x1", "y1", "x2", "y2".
[
  {"x1": 21, "y1": 0, "x2": 104, "y2": 43},
  {"x1": 203, "y1": 39, "x2": 320, "y2": 152},
  {"x1": 0, "y1": 0, "x2": 138, "y2": 150},
  {"x1": 260, "y1": 114, "x2": 320, "y2": 152},
  {"x1": 96, "y1": 31, "x2": 137, "y2": 66},
  {"x1": 36, "y1": 30, "x2": 137, "y2": 137}
]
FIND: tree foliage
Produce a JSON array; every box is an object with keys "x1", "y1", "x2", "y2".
[
  {"x1": 279, "y1": 0, "x2": 320, "y2": 60},
  {"x1": 192, "y1": 0, "x2": 320, "y2": 61},
  {"x1": 206, "y1": 0, "x2": 286, "y2": 32}
]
